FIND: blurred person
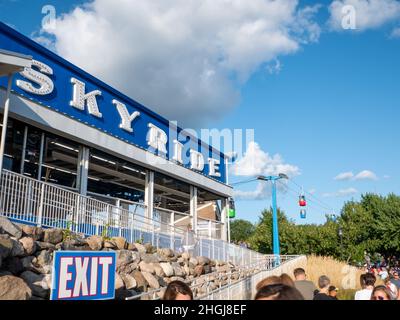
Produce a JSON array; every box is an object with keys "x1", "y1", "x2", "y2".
[
  {"x1": 371, "y1": 285, "x2": 392, "y2": 301},
  {"x1": 384, "y1": 275, "x2": 398, "y2": 300},
  {"x1": 390, "y1": 270, "x2": 400, "y2": 290},
  {"x1": 313, "y1": 275, "x2": 335, "y2": 300},
  {"x1": 256, "y1": 276, "x2": 281, "y2": 291},
  {"x1": 354, "y1": 273, "x2": 376, "y2": 300},
  {"x1": 328, "y1": 286, "x2": 339, "y2": 300},
  {"x1": 280, "y1": 273, "x2": 295, "y2": 287},
  {"x1": 293, "y1": 268, "x2": 317, "y2": 300},
  {"x1": 163, "y1": 280, "x2": 193, "y2": 300},
  {"x1": 255, "y1": 284, "x2": 304, "y2": 300}
]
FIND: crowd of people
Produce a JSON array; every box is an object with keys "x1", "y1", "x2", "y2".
[{"x1": 160, "y1": 265, "x2": 400, "y2": 300}]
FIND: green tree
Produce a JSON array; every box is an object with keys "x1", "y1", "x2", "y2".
[{"x1": 229, "y1": 219, "x2": 256, "y2": 243}]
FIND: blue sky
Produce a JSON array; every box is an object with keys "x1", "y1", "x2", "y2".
[{"x1": 1, "y1": 0, "x2": 400, "y2": 225}]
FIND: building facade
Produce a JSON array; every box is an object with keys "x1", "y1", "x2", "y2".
[{"x1": 0, "y1": 22, "x2": 233, "y2": 242}]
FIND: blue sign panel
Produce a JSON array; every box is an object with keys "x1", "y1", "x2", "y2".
[
  {"x1": 0, "y1": 22, "x2": 227, "y2": 184},
  {"x1": 50, "y1": 251, "x2": 116, "y2": 300}
]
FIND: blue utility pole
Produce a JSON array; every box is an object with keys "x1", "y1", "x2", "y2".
[{"x1": 257, "y1": 174, "x2": 288, "y2": 265}]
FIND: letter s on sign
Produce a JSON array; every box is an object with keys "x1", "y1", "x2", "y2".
[{"x1": 16, "y1": 59, "x2": 54, "y2": 95}]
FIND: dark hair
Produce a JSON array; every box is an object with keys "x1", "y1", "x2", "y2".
[
  {"x1": 328, "y1": 286, "x2": 337, "y2": 293},
  {"x1": 280, "y1": 273, "x2": 295, "y2": 287},
  {"x1": 371, "y1": 285, "x2": 392, "y2": 300},
  {"x1": 255, "y1": 284, "x2": 304, "y2": 300},
  {"x1": 364, "y1": 273, "x2": 376, "y2": 287},
  {"x1": 293, "y1": 268, "x2": 306, "y2": 278},
  {"x1": 163, "y1": 281, "x2": 193, "y2": 300},
  {"x1": 360, "y1": 274, "x2": 367, "y2": 288},
  {"x1": 256, "y1": 276, "x2": 281, "y2": 291}
]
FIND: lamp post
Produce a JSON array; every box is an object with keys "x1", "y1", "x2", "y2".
[
  {"x1": 0, "y1": 49, "x2": 32, "y2": 175},
  {"x1": 257, "y1": 173, "x2": 288, "y2": 265},
  {"x1": 338, "y1": 227, "x2": 343, "y2": 261}
]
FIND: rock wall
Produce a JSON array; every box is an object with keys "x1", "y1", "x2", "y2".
[{"x1": 0, "y1": 217, "x2": 255, "y2": 300}]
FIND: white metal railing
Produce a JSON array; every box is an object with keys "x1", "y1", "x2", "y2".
[
  {"x1": 0, "y1": 170, "x2": 186, "y2": 250},
  {"x1": 126, "y1": 255, "x2": 304, "y2": 300},
  {"x1": 0, "y1": 169, "x2": 271, "y2": 265}
]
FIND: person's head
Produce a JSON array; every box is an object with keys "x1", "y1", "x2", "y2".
[
  {"x1": 318, "y1": 275, "x2": 331, "y2": 290},
  {"x1": 256, "y1": 276, "x2": 281, "y2": 291},
  {"x1": 255, "y1": 284, "x2": 304, "y2": 300},
  {"x1": 371, "y1": 285, "x2": 392, "y2": 301},
  {"x1": 328, "y1": 286, "x2": 338, "y2": 298},
  {"x1": 364, "y1": 273, "x2": 376, "y2": 288},
  {"x1": 293, "y1": 268, "x2": 307, "y2": 281},
  {"x1": 280, "y1": 273, "x2": 295, "y2": 287},
  {"x1": 163, "y1": 281, "x2": 193, "y2": 300},
  {"x1": 360, "y1": 274, "x2": 367, "y2": 289},
  {"x1": 393, "y1": 271, "x2": 399, "y2": 280}
]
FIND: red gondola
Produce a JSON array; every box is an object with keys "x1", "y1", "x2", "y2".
[{"x1": 299, "y1": 195, "x2": 307, "y2": 207}]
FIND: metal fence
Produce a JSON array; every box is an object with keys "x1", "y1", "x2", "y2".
[
  {"x1": 0, "y1": 169, "x2": 269, "y2": 265},
  {"x1": 126, "y1": 255, "x2": 305, "y2": 300}
]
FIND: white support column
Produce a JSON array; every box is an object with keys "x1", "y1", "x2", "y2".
[
  {"x1": 145, "y1": 170, "x2": 154, "y2": 220},
  {"x1": 190, "y1": 185, "x2": 198, "y2": 235},
  {"x1": 77, "y1": 146, "x2": 89, "y2": 196},
  {"x1": 221, "y1": 198, "x2": 228, "y2": 241}
]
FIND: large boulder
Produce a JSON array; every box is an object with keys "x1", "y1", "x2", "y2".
[
  {"x1": 133, "y1": 243, "x2": 146, "y2": 254},
  {"x1": 120, "y1": 273, "x2": 137, "y2": 290},
  {"x1": 171, "y1": 262, "x2": 185, "y2": 277},
  {"x1": 115, "y1": 272, "x2": 125, "y2": 291},
  {"x1": 139, "y1": 261, "x2": 155, "y2": 274},
  {"x1": 158, "y1": 248, "x2": 174, "y2": 258},
  {"x1": 131, "y1": 270, "x2": 147, "y2": 292},
  {"x1": 35, "y1": 241, "x2": 56, "y2": 251},
  {"x1": 144, "y1": 243, "x2": 154, "y2": 253},
  {"x1": 0, "y1": 236, "x2": 13, "y2": 259},
  {"x1": 86, "y1": 235, "x2": 103, "y2": 251},
  {"x1": 112, "y1": 237, "x2": 127, "y2": 250},
  {"x1": 153, "y1": 263, "x2": 166, "y2": 277},
  {"x1": 181, "y1": 252, "x2": 190, "y2": 260},
  {"x1": 197, "y1": 256, "x2": 210, "y2": 266},
  {"x1": 194, "y1": 265, "x2": 205, "y2": 277},
  {"x1": 0, "y1": 275, "x2": 32, "y2": 300},
  {"x1": 159, "y1": 262, "x2": 174, "y2": 277},
  {"x1": 21, "y1": 226, "x2": 44, "y2": 241},
  {"x1": 43, "y1": 229, "x2": 63, "y2": 244},
  {"x1": 20, "y1": 271, "x2": 49, "y2": 298},
  {"x1": 36, "y1": 249, "x2": 52, "y2": 267},
  {"x1": 189, "y1": 257, "x2": 198, "y2": 266},
  {"x1": 104, "y1": 240, "x2": 117, "y2": 249},
  {"x1": 116, "y1": 250, "x2": 138, "y2": 274},
  {"x1": 141, "y1": 271, "x2": 160, "y2": 289},
  {"x1": 141, "y1": 253, "x2": 159, "y2": 264},
  {"x1": 3, "y1": 256, "x2": 23, "y2": 275},
  {"x1": 19, "y1": 237, "x2": 37, "y2": 255},
  {"x1": 0, "y1": 217, "x2": 22, "y2": 239},
  {"x1": 10, "y1": 238, "x2": 25, "y2": 257}
]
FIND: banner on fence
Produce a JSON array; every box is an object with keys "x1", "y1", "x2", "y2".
[{"x1": 50, "y1": 251, "x2": 116, "y2": 300}]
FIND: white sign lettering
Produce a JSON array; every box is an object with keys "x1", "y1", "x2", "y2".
[
  {"x1": 16, "y1": 59, "x2": 54, "y2": 95},
  {"x1": 70, "y1": 77, "x2": 102, "y2": 118}
]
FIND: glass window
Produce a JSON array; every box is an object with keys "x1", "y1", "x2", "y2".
[
  {"x1": 87, "y1": 149, "x2": 146, "y2": 203},
  {"x1": 154, "y1": 172, "x2": 191, "y2": 214},
  {"x1": 1, "y1": 117, "x2": 25, "y2": 173},
  {"x1": 22, "y1": 126, "x2": 42, "y2": 179},
  {"x1": 40, "y1": 133, "x2": 80, "y2": 189}
]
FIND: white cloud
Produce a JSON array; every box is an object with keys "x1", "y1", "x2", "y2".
[
  {"x1": 390, "y1": 26, "x2": 400, "y2": 38},
  {"x1": 334, "y1": 171, "x2": 354, "y2": 181},
  {"x1": 354, "y1": 170, "x2": 378, "y2": 181},
  {"x1": 231, "y1": 141, "x2": 299, "y2": 200},
  {"x1": 328, "y1": 0, "x2": 400, "y2": 31},
  {"x1": 308, "y1": 188, "x2": 317, "y2": 195},
  {"x1": 231, "y1": 141, "x2": 300, "y2": 177},
  {"x1": 334, "y1": 170, "x2": 378, "y2": 181},
  {"x1": 323, "y1": 187, "x2": 358, "y2": 198},
  {"x1": 38, "y1": 0, "x2": 321, "y2": 127}
]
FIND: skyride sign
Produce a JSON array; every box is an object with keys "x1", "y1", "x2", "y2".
[
  {"x1": 0, "y1": 22, "x2": 227, "y2": 184},
  {"x1": 50, "y1": 251, "x2": 117, "y2": 300}
]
